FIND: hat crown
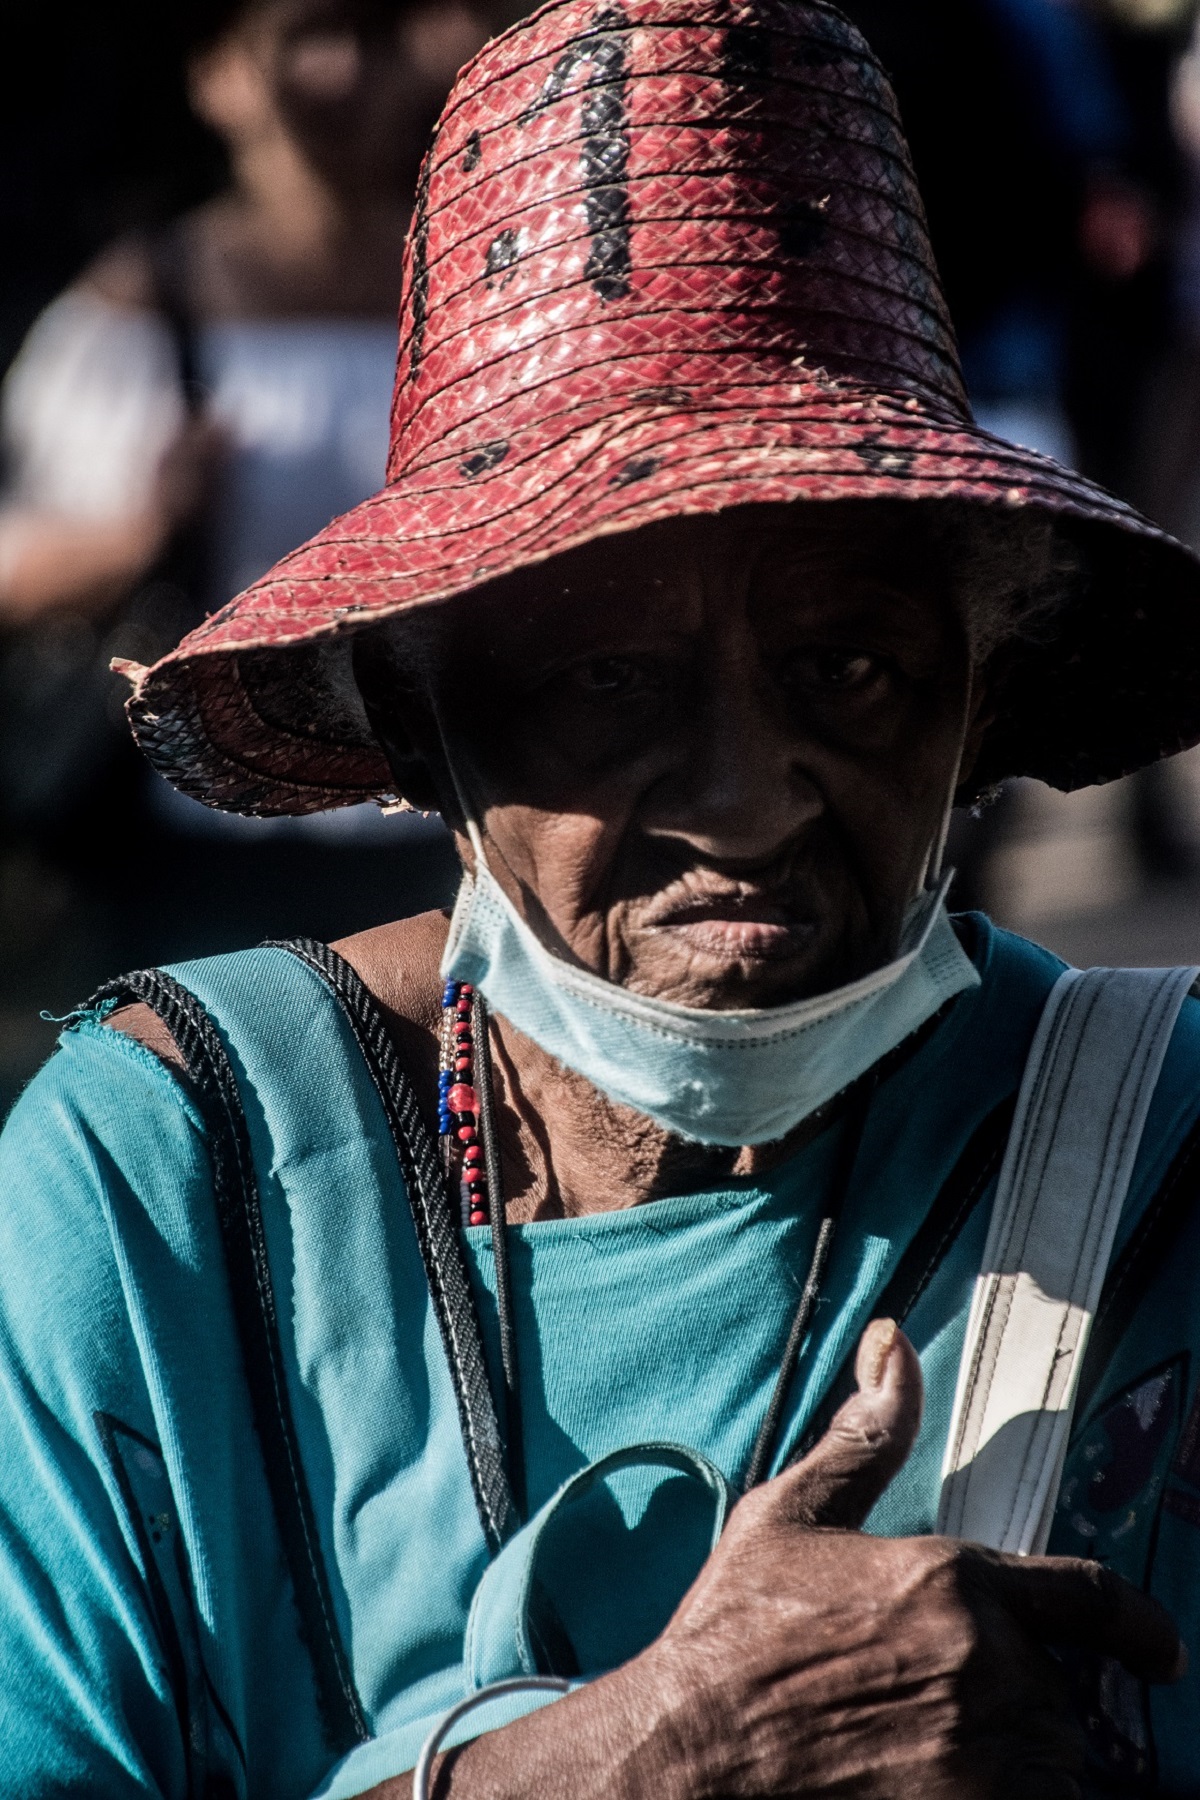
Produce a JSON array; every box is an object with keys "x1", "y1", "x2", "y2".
[{"x1": 387, "y1": 0, "x2": 968, "y2": 484}]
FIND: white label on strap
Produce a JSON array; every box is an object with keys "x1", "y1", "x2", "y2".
[{"x1": 938, "y1": 963, "x2": 1197, "y2": 1556}]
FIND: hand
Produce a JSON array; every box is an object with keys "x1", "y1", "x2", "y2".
[
  {"x1": 642, "y1": 1319, "x2": 1183, "y2": 1799},
  {"x1": 391, "y1": 1320, "x2": 1182, "y2": 1800}
]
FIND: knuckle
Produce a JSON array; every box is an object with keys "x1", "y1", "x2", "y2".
[
  {"x1": 825, "y1": 1403, "x2": 890, "y2": 1454},
  {"x1": 943, "y1": 1608, "x2": 984, "y2": 1673},
  {"x1": 1087, "y1": 1562, "x2": 1124, "y2": 1618},
  {"x1": 921, "y1": 1538, "x2": 971, "y2": 1595}
]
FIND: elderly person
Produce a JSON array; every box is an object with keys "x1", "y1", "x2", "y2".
[{"x1": 3, "y1": 2, "x2": 1200, "y2": 1797}]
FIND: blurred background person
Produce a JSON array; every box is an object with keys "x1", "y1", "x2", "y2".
[
  {"x1": 0, "y1": 0, "x2": 490, "y2": 1109},
  {"x1": 842, "y1": 0, "x2": 1200, "y2": 936},
  {"x1": 839, "y1": 0, "x2": 1159, "y2": 475}
]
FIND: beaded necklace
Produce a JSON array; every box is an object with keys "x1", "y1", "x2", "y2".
[
  {"x1": 439, "y1": 979, "x2": 524, "y2": 1510},
  {"x1": 438, "y1": 979, "x2": 491, "y2": 1225}
]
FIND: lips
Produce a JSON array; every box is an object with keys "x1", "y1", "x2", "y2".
[{"x1": 649, "y1": 896, "x2": 817, "y2": 962}]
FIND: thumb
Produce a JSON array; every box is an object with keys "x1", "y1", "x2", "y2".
[{"x1": 773, "y1": 1319, "x2": 924, "y2": 1530}]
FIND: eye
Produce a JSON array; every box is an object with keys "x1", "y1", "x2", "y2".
[
  {"x1": 785, "y1": 648, "x2": 886, "y2": 693},
  {"x1": 569, "y1": 656, "x2": 647, "y2": 697}
]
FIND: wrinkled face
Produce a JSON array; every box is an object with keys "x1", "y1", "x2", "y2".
[
  {"x1": 192, "y1": 0, "x2": 487, "y2": 190},
  {"x1": 358, "y1": 505, "x2": 983, "y2": 1009}
]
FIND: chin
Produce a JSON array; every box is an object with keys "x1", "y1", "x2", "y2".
[{"x1": 630, "y1": 934, "x2": 848, "y2": 1012}]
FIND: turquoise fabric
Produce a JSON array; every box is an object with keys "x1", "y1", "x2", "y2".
[
  {"x1": 465, "y1": 1443, "x2": 733, "y2": 1689},
  {"x1": 0, "y1": 916, "x2": 1199, "y2": 1797}
]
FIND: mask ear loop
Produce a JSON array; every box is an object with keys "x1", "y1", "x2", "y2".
[
  {"x1": 924, "y1": 760, "x2": 959, "y2": 892},
  {"x1": 430, "y1": 697, "x2": 491, "y2": 877},
  {"x1": 923, "y1": 678, "x2": 974, "y2": 892}
]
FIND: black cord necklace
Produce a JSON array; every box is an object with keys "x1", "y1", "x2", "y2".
[{"x1": 437, "y1": 982, "x2": 876, "y2": 1514}]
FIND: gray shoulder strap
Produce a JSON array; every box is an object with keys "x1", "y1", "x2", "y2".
[{"x1": 937, "y1": 963, "x2": 1198, "y2": 1555}]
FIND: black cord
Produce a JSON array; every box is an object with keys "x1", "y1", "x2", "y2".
[
  {"x1": 473, "y1": 994, "x2": 525, "y2": 1518},
  {"x1": 268, "y1": 938, "x2": 518, "y2": 1550},
  {"x1": 742, "y1": 1072, "x2": 878, "y2": 1491},
  {"x1": 84, "y1": 964, "x2": 370, "y2": 1749}
]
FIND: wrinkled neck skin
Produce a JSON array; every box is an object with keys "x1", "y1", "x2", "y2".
[{"x1": 356, "y1": 506, "x2": 986, "y2": 1221}]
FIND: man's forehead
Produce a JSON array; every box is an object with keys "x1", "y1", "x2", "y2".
[
  {"x1": 485, "y1": 505, "x2": 934, "y2": 600},
  {"x1": 393, "y1": 506, "x2": 950, "y2": 662}
]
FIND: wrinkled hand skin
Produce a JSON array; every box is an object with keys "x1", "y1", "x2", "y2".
[{"x1": 381, "y1": 1323, "x2": 1184, "y2": 1800}]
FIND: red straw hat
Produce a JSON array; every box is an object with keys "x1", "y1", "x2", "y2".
[{"x1": 124, "y1": 0, "x2": 1200, "y2": 815}]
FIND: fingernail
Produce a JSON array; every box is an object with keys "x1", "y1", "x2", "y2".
[{"x1": 861, "y1": 1318, "x2": 898, "y2": 1390}]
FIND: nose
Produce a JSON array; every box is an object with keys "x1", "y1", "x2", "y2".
[{"x1": 647, "y1": 644, "x2": 822, "y2": 864}]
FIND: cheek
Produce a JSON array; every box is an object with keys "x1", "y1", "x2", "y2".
[
  {"x1": 825, "y1": 708, "x2": 963, "y2": 886},
  {"x1": 479, "y1": 802, "x2": 635, "y2": 959}
]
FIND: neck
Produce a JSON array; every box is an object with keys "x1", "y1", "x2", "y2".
[
  {"x1": 231, "y1": 134, "x2": 383, "y2": 256},
  {"x1": 333, "y1": 910, "x2": 798, "y2": 1224},
  {"x1": 488, "y1": 1015, "x2": 807, "y2": 1223},
  {"x1": 195, "y1": 138, "x2": 410, "y2": 317}
]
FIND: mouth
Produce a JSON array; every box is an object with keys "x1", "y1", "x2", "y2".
[{"x1": 650, "y1": 896, "x2": 818, "y2": 962}]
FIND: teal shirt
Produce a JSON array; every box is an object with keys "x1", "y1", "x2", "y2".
[{"x1": 1, "y1": 916, "x2": 1199, "y2": 1796}]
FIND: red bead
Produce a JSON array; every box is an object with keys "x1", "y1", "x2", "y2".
[
  {"x1": 454, "y1": 1022, "x2": 472, "y2": 1041},
  {"x1": 454, "y1": 1056, "x2": 471, "y2": 1075},
  {"x1": 464, "y1": 1144, "x2": 484, "y2": 1165},
  {"x1": 447, "y1": 1083, "x2": 477, "y2": 1113},
  {"x1": 469, "y1": 1209, "x2": 488, "y2": 1226},
  {"x1": 459, "y1": 984, "x2": 473, "y2": 997},
  {"x1": 456, "y1": 1125, "x2": 477, "y2": 1144}
]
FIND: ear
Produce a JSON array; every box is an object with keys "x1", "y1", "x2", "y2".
[{"x1": 352, "y1": 634, "x2": 453, "y2": 818}]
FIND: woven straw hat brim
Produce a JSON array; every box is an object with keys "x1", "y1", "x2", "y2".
[{"x1": 126, "y1": 390, "x2": 1200, "y2": 817}]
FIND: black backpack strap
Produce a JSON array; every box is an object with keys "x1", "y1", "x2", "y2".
[
  {"x1": 270, "y1": 938, "x2": 519, "y2": 1553},
  {"x1": 788, "y1": 1094, "x2": 1017, "y2": 1464},
  {"x1": 89, "y1": 968, "x2": 369, "y2": 1755},
  {"x1": 144, "y1": 225, "x2": 204, "y2": 413}
]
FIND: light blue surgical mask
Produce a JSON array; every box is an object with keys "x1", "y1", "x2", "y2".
[{"x1": 441, "y1": 853, "x2": 980, "y2": 1147}]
